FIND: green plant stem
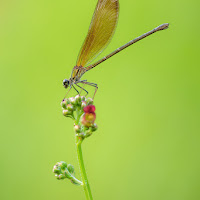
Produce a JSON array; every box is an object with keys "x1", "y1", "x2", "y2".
[
  {"x1": 70, "y1": 174, "x2": 83, "y2": 185},
  {"x1": 76, "y1": 137, "x2": 93, "y2": 200}
]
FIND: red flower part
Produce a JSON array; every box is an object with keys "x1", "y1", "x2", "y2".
[
  {"x1": 83, "y1": 105, "x2": 95, "y2": 113},
  {"x1": 81, "y1": 105, "x2": 96, "y2": 127}
]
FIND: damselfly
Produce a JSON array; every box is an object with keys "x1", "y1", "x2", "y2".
[{"x1": 63, "y1": 0, "x2": 169, "y2": 98}]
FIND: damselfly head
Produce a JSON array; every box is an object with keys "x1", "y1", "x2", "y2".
[{"x1": 63, "y1": 79, "x2": 70, "y2": 89}]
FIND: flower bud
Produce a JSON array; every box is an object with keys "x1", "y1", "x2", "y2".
[
  {"x1": 67, "y1": 164, "x2": 75, "y2": 174},
  {"x1": 69, "y1": 97, "x2": 76, "y2": 105},
  {"x1": 57, "y1": 174, "x2": 65, "y2": 180},
  {"x1": 61, "y1": 100, "x2": 67, "y2": 109},
  {"x1": 53, "y1": 165, "x2": 61, "y2": 174},
  {"x1": 85, "y1": 129, "x2": 93, "y2": 137},
  {"x1": 67, "y1": 104, "x2": 74, "y2": 111},
  {"x1": 75, "y1": 95, "x2": 82, "y2": 105},
  {"x1": 74, "y1": 125, "x2": 81, "y2": 133},
  {"x1": 84, "y1": 105, "x2": 95, "y2": 113},
  {"x1": 64, "y1": 170, "x2": 72, "y2": 179},
  {"x1": 63, "y1": 109, "x2": 72, "y2": 116},
  {"x1": 86, "y1": 97, "x2": 93, "y2": 105},
  {"x1": 81, "y1": 101, "x2": 87, "y2": 109},
  {"x1": 57, "y1": 161, "x2": 67, "y2": 170},
  {"x1": 91, "y1": 123, "x2": 98, "y2": 132},
  {"x1": 81, "y1": 113, "x2": 96, "y2": 127},
  {"x1": 81, "y1": 96, "x2": 86, "y2": 101}
]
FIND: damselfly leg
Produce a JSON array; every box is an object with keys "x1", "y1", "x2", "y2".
[
  {"x1": 72, "y1": 84, "x2": 80, "y2": 95},
  {"x1": 78, "y1": 81, "x2": 98, "y2": 99},
  {"x1": 63, "y1": 87, "x2": 72, "y2": 100},
  {"x1": 75, "y1": 83, "x2": 89, "y2": 96}
]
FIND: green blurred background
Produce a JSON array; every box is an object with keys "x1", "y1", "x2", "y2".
[{"x1": 0, "y1": 0, "x2": 199, "y2": 199}]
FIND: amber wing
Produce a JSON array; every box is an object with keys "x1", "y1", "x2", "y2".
[{"x1": 76, "y1": 0, "x2": 119, "y2": 67}]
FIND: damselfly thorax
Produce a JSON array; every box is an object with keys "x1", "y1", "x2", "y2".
[
  {"x1": 63, "y1": 65, "x2": 97, "y2": 98},
  {"x1": 63, "y1": 66, "x2": 85, "y2": 88},
  {"x1": 62, "y1": 0, "x2": 169, "y2": 99}
]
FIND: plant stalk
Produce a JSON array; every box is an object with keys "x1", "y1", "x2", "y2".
[{"x1": 76, "y1": 137, "x2": 93, "y2": 200}]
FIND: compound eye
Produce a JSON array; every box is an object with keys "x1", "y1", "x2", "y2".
[{"x1": 63, "y1": 79, "x2": 69, "y2": 88}]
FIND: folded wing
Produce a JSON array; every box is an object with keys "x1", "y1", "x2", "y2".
[{"x1": 76, "y1": 0, "x2": 119, "y2": 67}]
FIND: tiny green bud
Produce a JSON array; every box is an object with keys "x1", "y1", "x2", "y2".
[
  {"x1": 64, "y1": 170, "x2": 72, "y2": 179},
  {"x1": 61, "y1": 100, "x2": 67, "y2": 109},
  {"x1": 57, "y1": 161, "x2": 67, "y2": 170},
  {"x1": 86, "y1": 97, "x2": 93, "y2": 105},
  {"x1": 75, "y1": 95, "x2": 82, "y2": 105},
  {"x1": 69, "y1": 97, "x2": 76, "y2": 105},
  {"x1": 67, "y1": 104, "x2": 74, "y2": 111},
  {"x1": 85, "y1": 129, "x2": 93, "y2": 137},
  {"x1": 63, "y1": 109, "x2": 72, "y2": 116},
  {"x1": 65, "y1": 98, "x2": 71, "y2": 104},
  {"x1": 81, "y1": 96, "x2": 86, "y2": 101},
  {"x1": 74, "y1": 125, "x2": 81, "y2": 133},
  {"x1": 53, "y1": 165, "x2": 61, "y2": 174},
  {"x1": 58, "y1": 174, "x2": 65, "y2": 180},
  {"x1": 81, "y1": 101, "x2": 87, "y2": 109},
  {"x1": 91, "y1": 123, "x2": 98, "y2": 132},
  {"x1": 67, "y1": 164, "x2": 75, "y2": 174}
]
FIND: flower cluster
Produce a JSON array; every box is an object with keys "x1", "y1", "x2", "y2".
[
  {"x1": 61, "y1": 95, "x2": 98, "y2": 139},
  {"x1": 53, "y1": 95, "x2": 98, "y2": 184},
  {"x1": 53, "y1": 161, "x2": 82, "y2": 185},
  {"x1": 61, "y1": 95, "x2": 92, "y2": 117}
]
